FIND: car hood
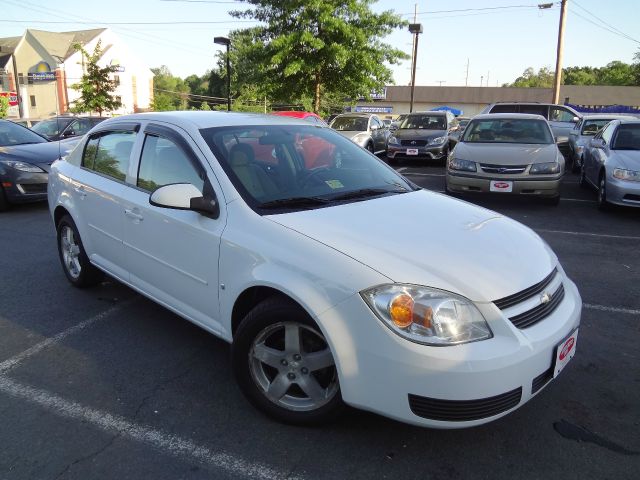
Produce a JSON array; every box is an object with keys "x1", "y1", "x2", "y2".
[
  {"x1": 454, "y1": 142, "x2": 558, "y2": 165},
  {"x1": 0, "y1": 138, "x2": 79, "y2": 171},
  {"x1": 610, "y1": 150, "x2": 640, "y2": 169},
  {"x1": 267, "y1": 190, "x2": 557, "y2": 303},
  {"x1": 393, "y1": 129, "x2": 447, "y2": 141}
]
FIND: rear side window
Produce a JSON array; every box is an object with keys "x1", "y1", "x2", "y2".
[
  {"x1": 519, "y1": 105, "x2": 548, "y2": 117},
  {"x1": 549, "y1": 106, "x2": 575, "y2": 122},
  {"x1": 137, "y1": 135, "x2": 204, "y2": 193},
  {"x1": 82, "y1": 131, "x2": 136, "y2": 182},
  {"x1": 489, "y1": 105, "x2": 518, "y2": 114}
]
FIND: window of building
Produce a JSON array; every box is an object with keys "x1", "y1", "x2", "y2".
[{"x1": 30, "y1": 95, "x2": 36, "y2": 107}]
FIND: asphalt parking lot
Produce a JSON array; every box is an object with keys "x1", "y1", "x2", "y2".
[{"x1": 1, "y1": 164, "x2": 639, "y2": 480}]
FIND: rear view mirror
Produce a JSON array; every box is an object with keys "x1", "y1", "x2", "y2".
[
  {"x1": 590, "y1": 138, "x2": 605, "y2": 149},
  {"x1": 150, "y1": 183, "x2": 219, "y2": 218},
  {"x1": 572, "y1": 116, "x2": 580, "y2": 123}
]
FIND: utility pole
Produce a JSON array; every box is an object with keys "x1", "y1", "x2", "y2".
[
  {"x1": 408, "y1": 10, "x2": 423, "y2": 113},
  {"x1": 480, "y1": 75, "x2": 484, "y2": 87},
  {"x1": 465, "y1": 58, "x2": 469, "y2": 87},
  {"x1": 487, "y1": 71, "x2": 490, "y2": 87},
  {"x1": 552, "y1": 0, "x2": 568, "y2": 104},
  {"x1": 436, "y1": 80, "x2": 446, "y2": 87}
]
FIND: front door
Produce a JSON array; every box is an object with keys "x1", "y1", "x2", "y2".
[{"x1": 121, "y1": 123, "x2": 225, "y2": 332}]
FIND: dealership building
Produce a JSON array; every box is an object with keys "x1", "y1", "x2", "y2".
[{"x1": 0, "y1": 28, "x2": 153, "y2": 119}]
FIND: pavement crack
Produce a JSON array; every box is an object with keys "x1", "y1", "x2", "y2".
[
  {"x1": 53, "y1": 433, "x2": 120, "y2": 479},
  {"x1": 553, "y1": 420, "x2": 639, "y2": 456}
]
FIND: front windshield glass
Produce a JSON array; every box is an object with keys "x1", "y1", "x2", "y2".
[
  {"x1": 200, "y1": 124, "x2": 414, "y2": 212},
  {"x1": 0, "y1": 120, "x2": 48, "y2": 146},
  {"x1": 32, "y1": 118, "x2": 73, "y2": 138},
  {"x1": 462, "y1": 118, "x2": 553, "y2": 144},
  {"x1": 581, "y1": 119, "x2": 613, "y2": 136},
  {"x1": 612, "y1": 124, "x2": 640, "y2": 150},
  {"x1": 330, "y1": 116, "x2": 368, "y2": 132},
  {"x1": 400, "y1": 114, "x2": 446, "y2": 130}
]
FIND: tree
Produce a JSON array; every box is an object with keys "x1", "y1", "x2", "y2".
[
  {"x1": 504, "y1": 61, "x2": 640, "y2": 88},
  {"x1": 0, "y1": 95, "x2": 8, "y2": 119},
  {"x1": 70, "y1": 40, "x2": 122, "y2": 115},
  {"x1": 230, "y1": 0, "x2": 408, "y2": 113},
  {"x1": 151, "y1": 65, "x2": 190, "y2": 111}
]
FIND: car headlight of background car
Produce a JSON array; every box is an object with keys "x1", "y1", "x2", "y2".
[
  {"x1": 0, "y1": 160, "x2": 45, "y2": 173},
  {"x1": 429, "y1": 136, "x2": 447, "y2": 145},
  {"x1": 387, "y1": 136, "x2": 399, "y2": 145},
  {"x1": 352, "y1": 133, "x2": 370, "y2": 146},
  {"x1": 530, "y1": 161, "x2": 561, "y2": 174},
  {"x1": 361, "y1": 284, "x2": 492, "y2": 346},
  {"x1": 448, "y1": 157, "x2": 477, "y2": 172},
  {"x1": 613, "y1": 168, "x2": 640, "y2": 182}
]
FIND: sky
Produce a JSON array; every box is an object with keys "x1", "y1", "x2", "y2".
[{"x1": 2, "y1": 0, "x2": 639, "y2": 87}]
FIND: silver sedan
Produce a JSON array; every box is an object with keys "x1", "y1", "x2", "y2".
[{"x1": 580, "y1": 118, "x2": 640, "y2": 209}]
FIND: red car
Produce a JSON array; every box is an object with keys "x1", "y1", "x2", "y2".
[{"x1": 270, "y1": 111, "x2": 328, "y2": 126}]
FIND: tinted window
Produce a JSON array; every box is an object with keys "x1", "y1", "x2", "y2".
[
  {"x1": 137, "y1": 135, "x2": 204, "y2": 193},
  {"x1": 331, "y1": 116, "x2": 368, "y2": 131},
  {"x1": 83, "y1": 131, "x2": 136, "y2": 182},
  {"x1": 612, "y1": 124, "x2": 640, "y2": 150},
  {"x1": 462, "y1": 119, "x2": 553, "y2": 144},
  {"x1": 0, "y1": 119, "x2": 47, "y2": 146},
  {"x1": 69, "y1": 118, "x2": 96, "y2": 136},
  {"x1": 32, "y1": 118, "x2": 74, "y2": 138},
  {"x1": 519, "y1": 105, "x2": 548, "y2": 117},
  {"x1": 400, "y1": 115, "x2": 446, "y2": 130},
  {"x1": 549, "y1": 106, "x2": 575, "y2": 122},
  {"x1": 489, "y1": 105, "x2": 518, "y2": 114}
]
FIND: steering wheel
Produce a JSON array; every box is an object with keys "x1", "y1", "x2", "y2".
[{"x1": 299, "y1": 167, "x2": 332, "y2": 188}]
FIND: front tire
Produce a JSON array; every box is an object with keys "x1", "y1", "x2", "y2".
[
  {"x1": 56, "y1": 215, "x2": 104, "y2": 288},
  {"x1": 232, "y1": 297, "x2": 344, "y2": 425},
  {"x1": 597, "y1": 174, "x2": 610, "y2": 210}
]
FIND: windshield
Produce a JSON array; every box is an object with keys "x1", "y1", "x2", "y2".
[
  {"x1": 400, "y1": 114, "x2": 446, "y2": 130},
  {"x1": 330, "y1": 116, "x2": 368, "y2": 132},
  {"x1": 0, "y1": 120, "x2": 48, "y2": 146},
  {"x1": 612, "y1": 124, "x2": 640, "y2": 150},
  {"x1": 462, "y1": 118, "x2": 553, "y2": 144},
  {"x1": 581, "y1": 119, "x2": 613, "y2": 136},
  {"x1": 200, "y1": 124, "x2": 414, "y2": 212},
  {"x1": 32, "y1": 118, "x2": 73, "y2": 138}
]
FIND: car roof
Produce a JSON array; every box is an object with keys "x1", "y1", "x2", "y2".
[
  {"x1": 407, "y1": 111, "x2": 447, "y2": 116},
  {"x1": 472, "y1": 113, "x2": 548, "y2": 120},
  {"x1": 92, "y1": 111, "x2": 322, "y2": 129},
  {"x1": 618, "y1": 118, "x2": 640, "y2": 125},
  {"x1": 580, "y1": 114, "x2": 637, "y2": 121}
]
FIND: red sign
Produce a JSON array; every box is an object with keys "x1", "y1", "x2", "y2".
[
  {"x1": 559, "y1": 337, "x2": 575, "y2": 361},
  {"x1": 0, "y1": 91, "x2": 18, "y2": 107}
]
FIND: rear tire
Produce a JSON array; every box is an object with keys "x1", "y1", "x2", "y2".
[
  {"x1": 579, "y1": 164, "x2": 588, "y2": 189},
  {"x1": 56, "y1": 215, "x2": 104, "y2": 288},
  {"x1": 232, "y1": 297, "x2": 344, "y2": 425}
]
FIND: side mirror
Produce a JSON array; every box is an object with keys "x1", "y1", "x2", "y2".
[
  {"x1": 590, "y1": 138, "x2": 605, "y2": 149},
  {"x1": 62, "y1": 130, "x2": 75, "y2": 138},
  {"x1": 150, "y1": 183, "x2": 219, "y2": 218},
  {"x1": 555, "y1": 135, "x2": 568, "y2": 144},
  {"x1": 572, "y1": 116, "x2": 580, "y2": 123}
]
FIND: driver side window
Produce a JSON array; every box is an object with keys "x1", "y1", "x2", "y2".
[{"x1": 601, "y1": 123, "x2": 615, "y2": 145}]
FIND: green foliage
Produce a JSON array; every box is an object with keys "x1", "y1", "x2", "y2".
[
  {"x1": 505, "y1": 60, "x2": 640, "y2": 88},
  {"x1": 200, "y1": 101, "x2": 211, "y2": 110},
  {"x1": 70, "y1": 40, "x2": 122, "y2": 115},
  {"x1": 151, "y1": 65, "x2": 190, "y2": 111},
  {"x1": 0, "y1": 95, "x2": 8, "y2": 118},
  {"x1": 229, "y1": 0, "x2": 408, "y2": 113}
]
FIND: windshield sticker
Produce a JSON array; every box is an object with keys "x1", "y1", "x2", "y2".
[{"x1": 325, "y1": 180, "x2": 344, "y2": 189}]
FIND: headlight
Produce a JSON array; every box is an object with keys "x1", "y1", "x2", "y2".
[
  {"x1": 530, "y1": 161, "x2": 561, "y2": 174},
  {"x1": 352, "y1": 133, "x2": 369, "y2": 146},
  {"x1": 0, "y1": 160, "x2": 45, "y2": 173},
  {"x1": 448, "y1": 157, "x2": 476, "y2": 172},
  {"x1": 429, "y1": 136, "x2": 447, "y2": 145},
  {"x1": 613, "y1": 168, "x2": 640, "y2": 182},
  {"x1": 387, "y1": 136, "x2": 399, "y2": 145},
  {"x1": 361, "y1": 284, "x2": 492, "y2": 346}
]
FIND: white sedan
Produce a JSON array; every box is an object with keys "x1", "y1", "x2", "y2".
[{"x1": 48, "y1": 111, "x2": 581, "y2": 428}]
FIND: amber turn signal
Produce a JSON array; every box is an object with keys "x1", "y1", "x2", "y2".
[{"x1": 390, "y1": 294, "x2": 414, "y2": 328}]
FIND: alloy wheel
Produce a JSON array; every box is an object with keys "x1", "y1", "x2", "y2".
[{"x1": 60, "y1": 225, "x2": 82, "y2": 279}]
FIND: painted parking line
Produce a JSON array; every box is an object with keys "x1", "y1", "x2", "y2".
[
  {"x1": 536, "y1": 229, "x2": 640, "y2": 241},
  {"x1": 583, "y1": 304, "x2": 640, "y2": 315},
  {"x1": 0, "y1": 376, "x2": 300, "y2": 480}
]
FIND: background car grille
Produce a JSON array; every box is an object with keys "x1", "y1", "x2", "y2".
[
  {"x1": 400, "y1": 139, "x2": 427, "y2": 146},
  {"x1": 18, "y1": 183, "x2": 47, "y2": 194},
  {"x1": 408, "y1": 387, "x2": 522, "y2": 421},
  {"x1": 480, "y1": 163, "x2": 527, "y2": 174}
]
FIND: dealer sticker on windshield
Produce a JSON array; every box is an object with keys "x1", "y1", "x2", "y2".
[
  {"x1": 489, "y1": 180, "x2": 513, "y2": 192},
  {"x1": 325, "y1": 180, "x2": 344, "y2": 189},
  {"x1": 406, "y1": 148, "x2": 419, "y2": 155},
  {"x1": 553, "y1": 328, "x2": 578, "y2": 377}
]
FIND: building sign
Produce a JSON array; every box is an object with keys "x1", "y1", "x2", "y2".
[
  {"x1": 358, "y1": 88, "x2": 387, "y2": 101},
  {"x1": 29, "y1": 61, "x2": 56, "y2": 82},
  {"x1": 354, "y1": 105, "x2": 393, "y2": 113},
  {"x1": 110, "y1": 59, "x2": 125, "y2": 72},
  {"x1": 0, "y1": 91, "x2": 19, "y2": 107}
]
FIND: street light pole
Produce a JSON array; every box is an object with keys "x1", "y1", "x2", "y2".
[
  {"x1": 214, "y1": 36, "x2": 231, "y2": 111},
  {"x1": 552, "y1": 0, "x2": 568, "y2": 104},
  {"x1": 408, "y1": 23, "x2": 423, "y2": 113}
]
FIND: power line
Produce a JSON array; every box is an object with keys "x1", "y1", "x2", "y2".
[
  {"x1": 571, "y1": 0, "x2": 639, "y2": 44},
  {"x1": 400, "y1": 4, "x2": 550, "y2": 16},
  {"x1": 0, "y1": 19, "x2": 256, "y2": 25},
  {"x1": 569, "y1": 8, "x2": 640, "y2": 44}
]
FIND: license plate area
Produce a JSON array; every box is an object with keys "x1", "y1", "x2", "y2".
[
  {"x1": 406, "y1": 148, "x2": 418, "y2": 155},
  {"x1": 553, "y1": 328, "x2": 578, "y2": 377},
  {"x1": 490, "y1": 180, "x2": 513, "y2": 192}
]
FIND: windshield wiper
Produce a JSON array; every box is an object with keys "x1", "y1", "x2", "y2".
[
  {"x1": 327, "y1": 187, "x2": 406, "y2": 202},
  {"x1": 258, "y1": 196, "x2": 331, "y2": 209}
]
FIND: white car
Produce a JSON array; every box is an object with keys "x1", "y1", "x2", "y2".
[{"x1": 48, "y1": 112, "x2": 581, "y2": 428}]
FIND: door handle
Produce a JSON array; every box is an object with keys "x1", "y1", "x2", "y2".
[
  {"x1": 74, "y1": 186, "x2": 87, "y2": 198},
  {"x1": 124, "y1": 209, "x2": 144, "y2": 222}
]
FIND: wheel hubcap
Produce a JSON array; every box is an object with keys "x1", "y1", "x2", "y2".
[
  {"x1": 60, "y1": 226, "x2": 81, "y2": 279},
  {"x1": 249, "y1": 321, "x2": 338, "y2": 411},
  {"x1": 599, "y1": 178, "x2": 605, "y2": 203}
]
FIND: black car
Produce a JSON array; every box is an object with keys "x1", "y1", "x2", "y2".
[
  {"x1": 31, "y1": 116, "x2": 106, "y2": 141},
  {"x1": 386, "y1": 111, "x2": 458, "y2": 162},
  {"x1": 0, "y1": 120, "x2": 79, "y2": 211}
]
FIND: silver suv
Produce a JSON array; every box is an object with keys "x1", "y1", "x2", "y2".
[{"x1": 329, "y1": 113, "x2": 390, "y2": 154}]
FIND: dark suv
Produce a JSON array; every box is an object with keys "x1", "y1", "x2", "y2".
[{"x1": 481, "y1": 103, "x2": 581, "y2": 157}]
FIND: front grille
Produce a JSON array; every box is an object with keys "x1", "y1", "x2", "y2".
[
  {"x1": 509, "y1": 284, "x2": 565, "y2": 329},
  {"x1": 531, "y1": 366, "x2": 554, "y2": 394},
  {"x1": 18, "y1": 183, "x2": 47, "y2": 194},
  {"x1": 623, "y1": 194, "x2": 640, "y2": 202},
  {"x1": 409, "y1": 387, "x2": 522, "y2": 422},
  {"x1": 480, "y1": 163, "x2": 527, "y2": 174},
  {"x1": 400, "y1": 139, "x2": 427, "y2": 146},
  {"x1": 494, "y1": 268, "x2": 557, "y2": 310}
]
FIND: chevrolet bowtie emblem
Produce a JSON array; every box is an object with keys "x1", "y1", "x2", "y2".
[{"x1": 540, "y1": 292, "x2": 552, "y2": 304}]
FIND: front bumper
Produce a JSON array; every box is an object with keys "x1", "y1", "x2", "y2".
[
  {"x1": 387, "y1": 142, "x2": 448, "y2": 160},
  {"x1": 446, "y1": 171, "x2": 562, "y2": 198},
  {"x1": 1, "y1": 169, "x2": 49, "y2": 204},
  {"x1": 317, "y1": 274, "x2": 581, "y2": 428},
  {"x1": 605, "y1": 175, "x2": 640, "y2": 208}
]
